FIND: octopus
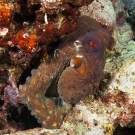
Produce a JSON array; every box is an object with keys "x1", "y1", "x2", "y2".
[{"x1": 19, "y1": 16, "x2": 111, "y2": 129}]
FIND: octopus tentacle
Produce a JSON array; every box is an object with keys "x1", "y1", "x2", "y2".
[{"x1": 19, "y1": 61, "x2": 72, "y2": 128}]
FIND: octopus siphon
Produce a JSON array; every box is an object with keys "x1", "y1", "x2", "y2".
[{"x1": 19, "y1": 16, "x2": 111, "y2": 129}]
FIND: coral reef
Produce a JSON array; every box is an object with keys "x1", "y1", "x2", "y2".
[
  {"x1": 0, "y1": 0, "x2": 80, "y2": 56},
  {"x1": 122, "y1": 0, "x2": 135, "y2": 10},
  {"x1": 0, "y1": 65, "x2": 42, "y2": 133},
  {"x1": 4, "y1": 74, "x2": 21, "y2": 105},
  {"x1": 112, "y1": 0, "x2": 126, "y2": 26},
  {"x1": 1, "y1": 0, "x2": 135, "y2": 134},
  {"x1": 39, "y1": 0, "x2": 94, "y2": 14},
  {"x1": 15, "y1": 0, "x2": 135, "y2": 133},
  {"x1": 0, "y1": 65, "x2": 19, "y2": 133}
]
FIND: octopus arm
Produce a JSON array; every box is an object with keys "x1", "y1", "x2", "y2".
[{"x1": 19, "y1": 61, "x2": 71, "y2": 129}]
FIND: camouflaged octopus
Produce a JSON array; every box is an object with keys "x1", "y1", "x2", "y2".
[{"x1": 19, "y1": 16, "x2": 110, "y2": 129}]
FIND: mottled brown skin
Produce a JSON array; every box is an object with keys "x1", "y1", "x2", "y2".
[
  {"x1": 58, "y1": 28, "x2": 110, "y2": 104},
  {"x1": 19, "y1": 16, "x2": 110, "y2": 129}
]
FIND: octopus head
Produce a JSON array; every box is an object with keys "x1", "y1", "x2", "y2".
[{"x1": 58, "y1": 28, "x2": 110, "y2": 104}]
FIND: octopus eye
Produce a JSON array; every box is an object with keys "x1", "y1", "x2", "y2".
[
  {"x1": 83, "y1": 35, "x2": 100, "y2": 52},
  {"x1": 70, "y1": 56, "x2": 86, "y2": 74},
  {"x1": 88, "y1": 41, "x2": 97, "y2": 50}
]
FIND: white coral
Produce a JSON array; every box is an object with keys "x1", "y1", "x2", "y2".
[
  {"x1": 80, "y1": 0, "x2": 116, "y2": 27},
  {"x1": 109, "y1": 59, "x2": 135, "y2": 94},
  {"x1": 0, "y1": 27, "x2": 8, "y2": 36}
]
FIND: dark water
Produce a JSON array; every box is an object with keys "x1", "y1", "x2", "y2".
[{"x1": 114, "y1": 127, "x2": 135, "y2": 135}]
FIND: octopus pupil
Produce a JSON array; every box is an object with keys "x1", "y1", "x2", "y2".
[{"x1": 88, "y1": 41, "x2": 97, "y2": 49}]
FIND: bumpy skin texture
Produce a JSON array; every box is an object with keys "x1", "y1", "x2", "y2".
[
  {"x1": 19, "y1": 16, "x2": 110, "y2": 129},
  {"x1": 58, "y1": 29, "x2": 110, "y2": 104}
]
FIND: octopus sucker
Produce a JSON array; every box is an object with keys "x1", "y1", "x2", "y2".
[
  {"x1": 19, "y1": 16, "x2": 110, "y2": 128},
  {"x1": 31, "y1": 69, "x2": 37, "y2": 76}
]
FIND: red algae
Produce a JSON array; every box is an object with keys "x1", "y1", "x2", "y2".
[
  {"x1": 0, "y1": 4, "x2": 13, "y2": 26},
  {"x1": 14, "y1": 31, "x2": 38, "y2": 52},
  {"x1": 114, "y1": 91, "x2": 127, "y2": 104},
  {"x1": 101, "y1": 93, "x2": 113, "y2": 103},
  {"x1": 0, "y1": 0, "x2": 79, "y2": 53}
]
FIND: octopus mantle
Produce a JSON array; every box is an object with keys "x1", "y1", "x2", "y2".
[{"x1": 19, "y1": 16, "x2": 110, "y2": 129}]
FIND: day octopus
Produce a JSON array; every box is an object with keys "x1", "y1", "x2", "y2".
[{"x1": 19, "y1": 16, "x2": 111, "y2": 129}]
